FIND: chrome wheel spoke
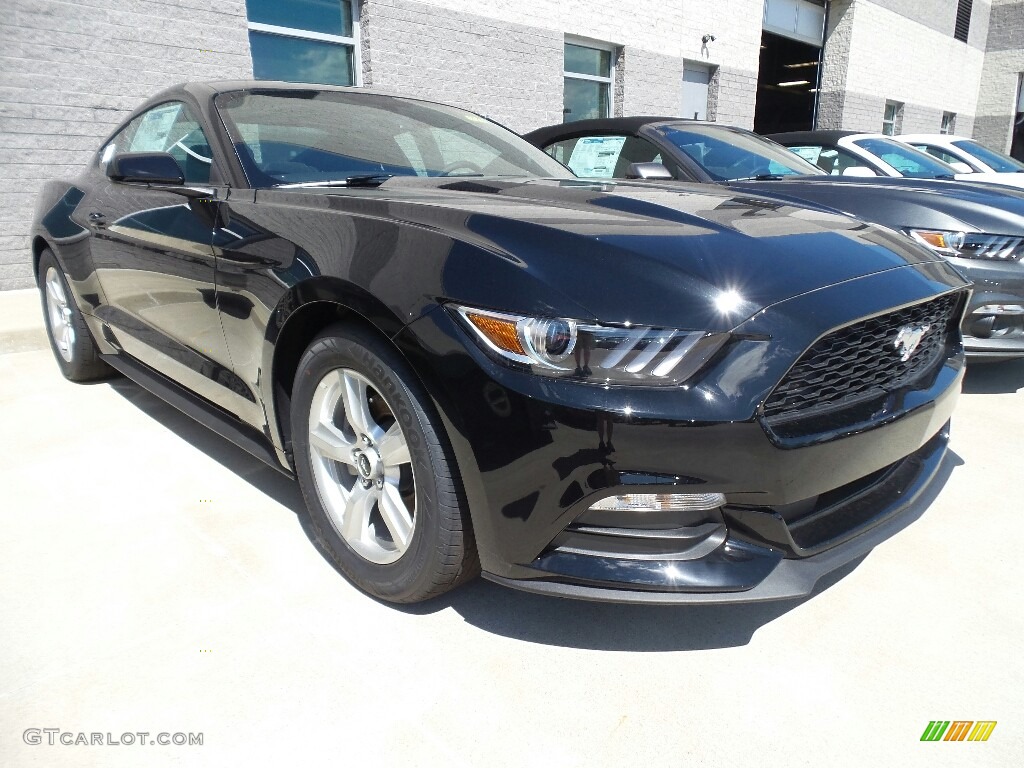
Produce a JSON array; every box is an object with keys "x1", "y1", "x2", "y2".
[
  {"x1": 341, "y1": 484, "x2": 377, "y2": 544},
  {"x1": 377, "y1": 423, "x2": 411, "y2": 468},
  {"x1": 310, "y1": 421, "x2": 356, "y2": 465},
  {"x1": 340, "y1": 372, "x2": 379, "y2": 440},
  {"x1": 378, "y1": 481, "x2": 413, "y2": 549}
]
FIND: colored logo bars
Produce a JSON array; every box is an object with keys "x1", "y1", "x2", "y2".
[{"x1": 921, "y1": 721, "x2": 997, "y2": 742}]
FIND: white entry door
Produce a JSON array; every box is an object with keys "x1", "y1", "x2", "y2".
[{"x1": 682, "y1": 63, "x2": 711, "y2": 120}]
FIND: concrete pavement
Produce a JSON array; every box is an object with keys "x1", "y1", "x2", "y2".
[{"x1": 1, "y1": 291, "x2": 1022, "y2": 767}]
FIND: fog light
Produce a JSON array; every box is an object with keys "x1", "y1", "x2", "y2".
[{"x1": 589, "y1": 492, "x2": 725, "y2": 513}]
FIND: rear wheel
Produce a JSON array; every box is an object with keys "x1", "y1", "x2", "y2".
[
  {"x1": 291, "y1": 324, "x2": 478, "y2": 603},
  {"x1": 37, "y1": 249, "x2": 112, "y2": 382}
]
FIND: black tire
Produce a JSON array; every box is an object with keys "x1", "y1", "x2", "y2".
[
  {"x1": 37, "y1": 249, "x2": 113, "y2": 382},
  {"x1": 291, "y1": 323, "x2": 479, "y2": 603}
]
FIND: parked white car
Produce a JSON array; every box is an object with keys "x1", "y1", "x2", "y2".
[
  {"x1": 897, "y1": 133, "x2": 1024, "y2": 189},
  {"x1": 767, "y1": 130, "x2": 1024, "y2": 190}
]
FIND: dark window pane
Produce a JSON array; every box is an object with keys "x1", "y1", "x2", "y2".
[
  {"x1": 951, "y1": 139, "x2": 1024, "y2": 172},
  {"x1": 563, "y1": 78, "x2": 609, "y2": 122},
  {"x1": 246, "y1": 0, "x2": 353, "y2": 37},
  {"x1": 249, "y1": 32, "x2": 354, "y2": 86},
  {"x1": 564, "y1": 44, "x2": 611, "y2": 77}
]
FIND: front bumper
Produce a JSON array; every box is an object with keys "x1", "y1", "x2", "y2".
[
  {"x1": 395, "y1": 266, "x2": 966, "y2": 603},
  {"x1": 951, "y1": 256, "x2": 1024, "y2": 358},
  {"x1": 484, "y1": 424, "x2": 952, "y2": 603}
]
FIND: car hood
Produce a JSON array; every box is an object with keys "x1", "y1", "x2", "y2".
[
  {"x1": 727, "y1": 175, "x2": 1024, "y2": 236},
  {"x1": 274, "y1": 176, "x2": 952, "y2": 330}
]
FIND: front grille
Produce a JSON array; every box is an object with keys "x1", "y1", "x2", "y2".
[{"x1": 763, "y1": 291, "x2": 963, "y2": 423}]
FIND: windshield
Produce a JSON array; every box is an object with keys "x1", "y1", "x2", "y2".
[
  {"x1": 951, "y1": 139, "x2": 1024, "y2": 173},
  {"x1": 851, "y1": 137, "x2": 957, "y2": 178},
  {"x1": 215, "y1": 90, "x2": 572, "y2": 187},
  {"x1": 653, "y1": 123, "x2": 823, "y2": 181}
]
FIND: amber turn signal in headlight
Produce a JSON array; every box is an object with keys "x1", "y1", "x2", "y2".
[{"x1": 451, "y1": 305, "x2": 729, "y2": 386}]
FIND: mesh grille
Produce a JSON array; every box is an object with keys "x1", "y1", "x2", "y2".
[{"x1": 763, "y1": 292, "x2": 962, "y2": 422}]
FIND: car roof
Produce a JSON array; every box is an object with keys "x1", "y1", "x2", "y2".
[
  {"x1": 897, "y1": 134, "x2": 970, "y2": 143},
  {"x1": 523, "y1": 116, "x2": 699, "y2": 144},
  {"x1": 764, "y1": 130, "x2": 860, "y2": 145}
]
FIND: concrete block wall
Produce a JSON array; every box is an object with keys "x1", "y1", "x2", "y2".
[
  {"x1": 376, "y1": 0, "x2": 765, "y2": 129},
  {"x1": 825, "y1": 0, "x2": 986, "y2": 134},
  {"x1": 361, "y1": 0, "x2": 563, "y2": 132},
  {"x1": 974, "y1": 0, "x2": 1024, "y2": 152},
  {"x1": 0, "y1": 0, "x2": 252, "y2": 290}
]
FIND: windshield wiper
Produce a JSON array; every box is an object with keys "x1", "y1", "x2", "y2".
[
  {"x1": 731, "y1": 174, "x2": 791, "y2": 181},
  {"x1": 275, "y1": 174, "x2": 394, "y2": 189}
]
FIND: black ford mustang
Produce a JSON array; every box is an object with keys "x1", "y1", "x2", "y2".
[{"x1": 32, "y1": 81, "x2": 968, "y2": 604}]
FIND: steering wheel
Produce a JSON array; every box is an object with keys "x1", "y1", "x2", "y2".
[{"x1": 439, "y1": 160, "x2": 483, "y2": 177}]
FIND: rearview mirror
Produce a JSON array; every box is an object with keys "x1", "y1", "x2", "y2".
[
  {"x1": 106, "y1": 152, "x2": 185, "y2": 185},
  {"x1": 626, "y1": 162, "x2": 674, "y2": 180},
  {"x1": 841, "y1": 166, "x2": 878, "y2": 177}
]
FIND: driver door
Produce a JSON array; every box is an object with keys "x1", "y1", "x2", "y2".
[{"x1": 86, "y1": 101, "x2": 245, "y2": 417}]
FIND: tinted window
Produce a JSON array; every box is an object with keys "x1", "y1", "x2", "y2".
[
  {"x1": 655, "y1": 124, "x2": 822, "y2": 181},
  {"x1": 950, "y1": 139, "x2": 1024, "y2": 172},
  {"x1": 245, "y1": 0, "x2": 353, "y2": 37},
  {"x1": 851, "y1": 137, "x2": 956, "y2": 178},
  {"x1": 216, "y1": 90, "x2": 572, "y2": 186},
  {"x1": 914, "y1": 144, "x2": 968, "y2": 167},
  {"x1": 788, "y1": 144, "x2": 875, "y2": 175},
  {"x1": 249, "y1": 32, "x2": 355, "y2": 86},
  {"x1": 101, "y1": 102, "x2": 213, "y2": 184}
]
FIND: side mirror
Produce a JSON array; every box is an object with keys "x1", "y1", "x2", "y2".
[
  {"x1": 626, "y1": 162, "x2": 674, "y2": 180},
  {"x1": 949, "y1": 161, "x2": 974, "y2": 174},
  {"x1": 107, "y1": 152, "x2": 185, "y2": 185},
  {"x1": 841, "y1": 166, "x2": 878, "y2": 177}
]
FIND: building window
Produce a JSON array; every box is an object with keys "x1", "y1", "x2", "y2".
[
  {"x1": 940, "y1": 112, "x2": 957, "y2": 135},
  {"x1": 246, "y1": 0, "x2": 359, "y2": 86},
  {"x1": 954, "y1": 0, "x2": 973, "y2": 43},
  {"x1": 563, "y1": 39, "x2": 615, "y2": 123},
  {"x1": 882, "y1": 100, "x2": 903, "y2": 136}
]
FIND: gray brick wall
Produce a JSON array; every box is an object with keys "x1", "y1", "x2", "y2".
[
  {"x1": 818, "y1": 0, "x2": 855, "y2": 129},
  {"x1": 900, "y1": 104, "x2": 944, "y2": 134},
  {"x1": 0, "y1": 0, "x2": 252, "y2": 290},
  {"x1": 362, "y1": 0, "x2": 563, "y2": 133},
  {"x1": 869, "y1": 0, "x2": 991, "y2": 50},
  {"x1": 974, "y1": 1, "x2": 1024, "y2": 152},
  {"x1": 713, "y1": 67, "x2": 758, "y2": 129},
  {"x1": 620, "y1": 48, "x2": 681, "y2": 117}
]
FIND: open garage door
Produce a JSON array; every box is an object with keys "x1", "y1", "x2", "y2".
[{"x1": 755, "y1": 0, "x2": 826, "y2": 134}]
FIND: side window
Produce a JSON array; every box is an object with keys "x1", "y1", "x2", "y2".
[
  {"x1": 102, "y1": 102, "x2": 213, "y2": 184},
  {"x1": 552, "y1": 135, "x2": 667, "y2": 179},
  {"x1": 544, "y1": 138, "x2": 579, "y2": 166},
  {"x1": 787, "y1": 145, "x2": 873, "y2": 175},
  {"x1": 917, "y1": 145, "x2": 959, "y2": 165}
]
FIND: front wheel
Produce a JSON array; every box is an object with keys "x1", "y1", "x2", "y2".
[
  {"x1": 290, "y1": 324, "x2": 478, "y2": 603},
  {"x1": 37, "y1": 249, "x2": 113, "y2": 382}
]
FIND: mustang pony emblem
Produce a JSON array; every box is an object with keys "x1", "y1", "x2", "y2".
[{"x1": 894, "y1": 324, "x2": 931, "y2": 362}]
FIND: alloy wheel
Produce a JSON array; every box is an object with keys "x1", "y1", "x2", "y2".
[
  {"x1": 44, "y1": 267, "x2": 75, "y2": 362},
  {"x1": 307, "y1": 368, "x2": 416, "y2": 564}
]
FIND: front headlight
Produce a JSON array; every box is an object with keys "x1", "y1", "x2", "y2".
[
  {"x1": 908, "y1": 229, "x2": 1024, "y2": 261},
  {"x1": 452, "y1": 305, "x2": 729, "y2": 386}
]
